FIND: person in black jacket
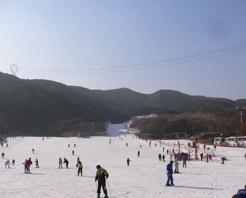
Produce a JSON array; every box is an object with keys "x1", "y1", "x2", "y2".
[
  {"x1": 63, "y1": 158, "x2": 69, "y2": 168},
  {"x1": 95, "y1": 165, "x2": 109, "y2": 198}
]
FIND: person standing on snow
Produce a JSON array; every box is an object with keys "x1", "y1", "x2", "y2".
[
  {"x1": 26, "y1": 158, "x2": 33, "y2": 173},
  {"x1": 182, "y1": 154, "x2": 187, "y2": 168},
  {"x1": 76, "y1": 161, "x2": 83, "y2": 176},
  {"x1": 127, "y1": 158, "x2": 131, "y2": 166},
  {"x1": 35, "y1": 158, "x2": 39, "y2": 168},
  {"x1": 158, "y1": 153, "x2": 162, "y2": 161},
  {"x1": 59, "y1": 157, "x2": 63, "y2": 169},
  {"x1": 5, "y1": 160, "x2": 10, "y2": 168},
  {"x1": 12, "y1": 159, "x2": 15, "y2": 166},
  {"x1": 166, "y1": 161, "x2": 174, "y2": 186},
  {"x1": 95, "y1": 165, "x2": 109, "y2": 198},
  {"x1": 162, "y1": 154, "x2": 165, "y2": 162},
  {"x1": 174, "y1": 157, "x2": 180, "y2": 173},
  {"x1": 200, "y1": 153, "x2": 203, "y2": 161}
]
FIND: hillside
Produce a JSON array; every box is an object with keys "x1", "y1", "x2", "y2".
[{"x1": 0, "y1": 72, "x2": 244, "y2": 137}]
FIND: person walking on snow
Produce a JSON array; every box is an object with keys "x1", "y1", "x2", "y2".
[
  {"x1": 127, "y1": 158, "x2": 131, "y2": 166},
  {"x1": 76, "y1": 161, "x2": 83, "y2": 176},
  {"x1": 59, "y1": 157, "x2": 63, "y2": 169},
  {"x1": 166, "y1": 161, "x2": 174, "y2": 186},
  {"x1": 95, "y1": 165, "x2": 109, "y2": 198}
]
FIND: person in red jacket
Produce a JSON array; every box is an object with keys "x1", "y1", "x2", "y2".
[
  {"x1": 127, "y1": 158, "x2": 131, "y2": 166},
  {"x1": 26, "y1": 158, "x2": 33, "y2": 173}
]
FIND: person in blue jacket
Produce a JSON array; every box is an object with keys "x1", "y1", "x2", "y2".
[{"x1": 166, "y1": 161, "x2": 174, "y2": 186}]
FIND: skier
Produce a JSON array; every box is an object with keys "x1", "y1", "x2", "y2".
[
  {"x1": 162, "y1": 154, "x2": 165, "y2": 162},
  {"x1": 138, "y1": 150, "x2": 140, "y2": 157},
  {"x1": 126, "y1": 143, "x2": 128, "y2": 147},
  {"x1": 174, "y1": 157, "x2": 180, "y2": 173},
  {"x1": 163, "y1": 147, "x2": 165, "y2": 152},
  {"x1": 127, "y1": 158, "x2": 131, "y2": 166},
  {"x1": 182, "y1": 154, "x2": 187, "y2": 168},
  {"x1": 109, "y1": 139, "x2": 111, "y2": 144},
  {"x1": 32, "y1": 148, "x2": 34, "y2": 154},
  {"x1": 167, "y1": 150, "x2": 169, "y2": 155},
  {"x1": 166, "y1": 161, "x2": 174, "y2": 186},
  {"x1": 35, "y1": 158, "x2": 39, "y2": 168},
  {"x1": 158, "y1": 153, "x2": 162, "y2": 161},
  {"x1": 77, "y1": 156, "x2": 80, "y2": 163},
  {"x1": 68, "y1": 144, "x2": 70, "y2": 148},
  {"x1": 12, "y1": 159, "x2": 15, "y2": 166},
  {"x1": 63, "y1": 158, "x2": 69, "y2": 168},
  {"x1": 95, "y1": 165, "x2": 109, "y2": 198},
  {"x1": 149, "y1": 141, "x2": 151, "y2": 147},
  {"x1": 1, "y1": 152, "x2": 5, "y2": 158},
  {"x1": 26, "y1": 158, "x2": 33, "y2": 173},
  {"x1": 72, "y1": 150, "x2": 74, "y2": 155},
  {"x1": 76, "y1": 161, "x2": 83, "y2": 176},
  {"x1": 5, "y1": 160, "x2": 10, "y2": 168},
  {"x1": 58, "y1": 157, "x2": 63, "y2": 169},
  {"x1": 74, "y1": 144, "x2": 76, "y2": 148},
  {"x1": 200, "y1": 153, "x2": 203, "y2": 161},
  {"x1": 221, "y1": 157, "x2": 227, "y2": 164}
]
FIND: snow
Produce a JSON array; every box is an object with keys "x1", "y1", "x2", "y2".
[{"x1": 0, "y1": 123, "x2": 246, "y2": 198}]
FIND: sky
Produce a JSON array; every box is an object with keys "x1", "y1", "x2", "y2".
[{"x1": 0, "y1": 0, "x2": 246, "y2": 100}]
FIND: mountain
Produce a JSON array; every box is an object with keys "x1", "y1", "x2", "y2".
[{"x1": 0, "y1": 72, "x2": 244, "y2": 137}]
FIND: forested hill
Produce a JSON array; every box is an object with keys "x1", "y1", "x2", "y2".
[{"x1": 0, "y1": 72, "x2": 244, "y2": 137}]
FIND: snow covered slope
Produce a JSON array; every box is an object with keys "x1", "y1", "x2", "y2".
[{"x1": 0, "y1": 124, "x2": 245, "y2": 198}]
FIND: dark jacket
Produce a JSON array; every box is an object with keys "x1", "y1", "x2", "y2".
[
  {"x1": 166, "y1": 163, "x2": 173, "y2": 174},
  {"x1": 95, "y1": 168, "x2": 109, "y2": 183}
]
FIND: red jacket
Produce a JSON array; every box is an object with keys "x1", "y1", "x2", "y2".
[{"x1": 26, "y1": 159, "x2": 32, "y2": 166}]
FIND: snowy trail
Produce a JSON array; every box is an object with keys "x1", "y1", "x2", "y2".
[{"x1": 0, "y1": 124, "x2": 246, "y2": 198}]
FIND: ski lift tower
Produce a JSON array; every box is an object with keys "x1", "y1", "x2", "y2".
[{"x1": 236, "y1": 104, "x2": 246, "y2": 136}]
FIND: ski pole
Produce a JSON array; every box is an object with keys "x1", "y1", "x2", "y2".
[{"x1": 107, "y1": 178, "x2": 112, "y2": 198}]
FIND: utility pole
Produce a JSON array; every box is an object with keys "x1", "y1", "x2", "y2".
[{"x1": 236, "y1": 105, "x2": 246, "y2": 136}]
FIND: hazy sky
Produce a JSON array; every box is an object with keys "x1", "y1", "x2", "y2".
[{"x1": 0, "y1": 0, "x2": 246, "y2": 100}]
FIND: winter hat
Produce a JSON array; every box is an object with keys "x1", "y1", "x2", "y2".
[{"x1": 96, "y1": 165, "x2": 101, "y2": 169}]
